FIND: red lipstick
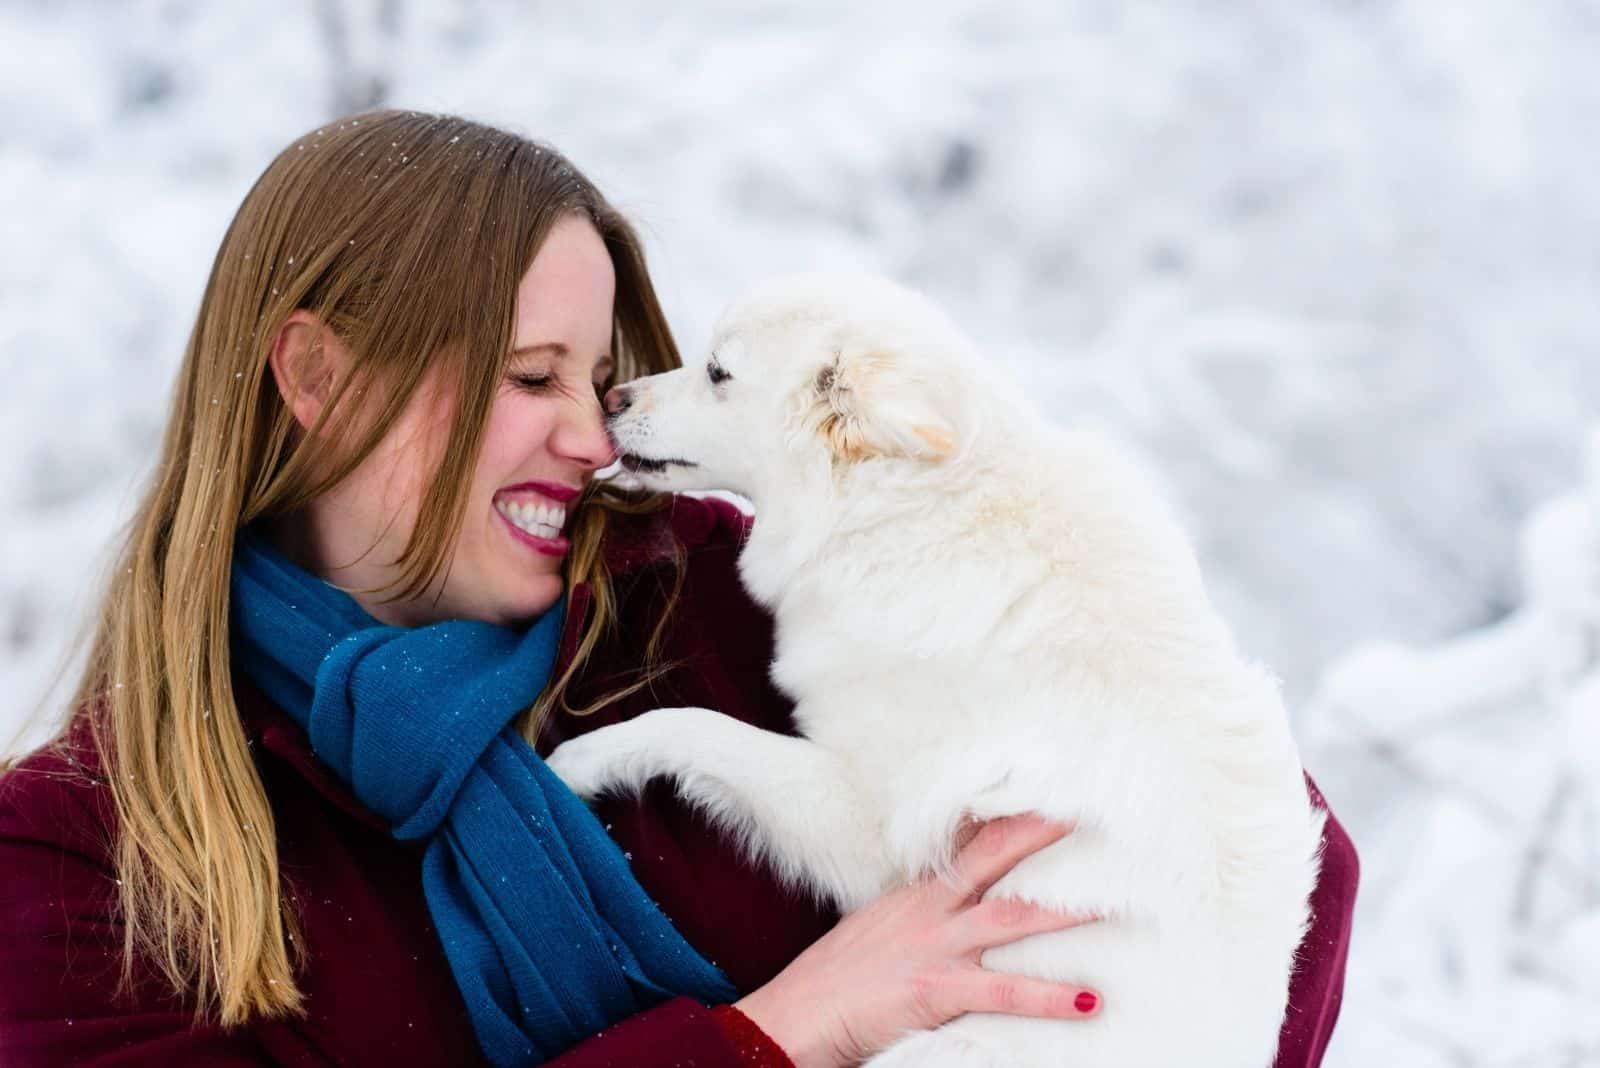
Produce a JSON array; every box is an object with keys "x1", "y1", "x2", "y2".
[{"x1": 498, "y1": 480, "x2": 581, "y2": 504}]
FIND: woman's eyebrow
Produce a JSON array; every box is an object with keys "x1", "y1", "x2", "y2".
[{"x1": 511, "y1": 342, "x2": 567, "y2": 358}]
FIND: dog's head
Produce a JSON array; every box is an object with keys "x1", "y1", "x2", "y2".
[{"x1": 605, "y1": 273, "x2": 977, "y2": 501}]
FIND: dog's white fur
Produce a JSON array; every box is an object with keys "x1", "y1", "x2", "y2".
[{"x1": 547, "y1": 274, "x2": 1324, "y2": 1067}]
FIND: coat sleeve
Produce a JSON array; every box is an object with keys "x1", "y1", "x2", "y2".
[
  {"x1": 539, "y1": 1000, "x2": 792, "y2": 1068},
  {"x1": 1274, "y1": 776, "x2": 1359, "y2": 1067},
  {"x1": 0, "y1": 766, "x2": 795, "y2": 1068},
  {"x1": 0, "y1": 770, "x2": 272, "y2": 1066}
]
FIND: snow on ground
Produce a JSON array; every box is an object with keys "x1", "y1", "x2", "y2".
[
  {"x1": 1305, "y1": 429, "x2": 1600, "y2": 1065},
  {"x1": 2, "y1": 2, "x2": 1597, "y2": 1062}
]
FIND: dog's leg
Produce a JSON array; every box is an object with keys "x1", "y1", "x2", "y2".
[{"x1": 547, "y1": 707, "x2": 893, "y2": 908}]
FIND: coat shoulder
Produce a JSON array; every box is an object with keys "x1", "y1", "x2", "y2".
[
  {"x1": 600, "y1": 494, "x2": 752, "y2": 573},
  {"x1": 0, "y1": 713, "x2": 116, "y2": 869}
]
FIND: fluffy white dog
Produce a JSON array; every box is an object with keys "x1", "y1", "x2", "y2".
[{"x1": 547, "y1": 274, "x2": 1325, "y2": 1067}]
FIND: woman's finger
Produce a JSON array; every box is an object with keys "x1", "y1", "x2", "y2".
[
  {"x1": 944, "y1": 814, "x2": 1074, "y2": 904},
  {"x1": 952, "y1": 894, "x2": 1100, "y2": 953},
  {"x1": 925, "y1": 966, "x2": 1101, "y2": 1021}
]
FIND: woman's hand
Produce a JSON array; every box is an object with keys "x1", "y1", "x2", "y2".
[{"x1": 733, "y1": 813, "x2": 1100, "y2": 1068}]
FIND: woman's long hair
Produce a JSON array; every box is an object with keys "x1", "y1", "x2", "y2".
[{"x1": 59, "y1": 110, "x2": 682, "y2": 1025}]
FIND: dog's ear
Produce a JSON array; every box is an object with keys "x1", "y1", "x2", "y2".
[{"x1": 808, "y1": 345, "x2": 959, "y2": 463}]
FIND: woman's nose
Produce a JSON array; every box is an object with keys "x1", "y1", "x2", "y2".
[{"x1": 557, "y1": 391, "x2": 618, "y2": 469}]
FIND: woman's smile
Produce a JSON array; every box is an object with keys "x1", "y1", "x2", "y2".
[
  {"x1": 492, "y1": 480, "x2": 582, "y2": 557},
  {"x1": 493, "y1": 491, "x2": 572, "y2": 556}
]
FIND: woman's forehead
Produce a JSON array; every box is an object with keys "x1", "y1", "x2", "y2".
[{"x1": 510, "y1": 220, "x2": 615, "y2": 364}]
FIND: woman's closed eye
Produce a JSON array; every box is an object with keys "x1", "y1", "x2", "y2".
[
  {"x1": 511, "y1": 372, "x2": 554, "y2": 392},
  {"x1": 510, "y1": 371, "x2": 611, "y2": 403}
]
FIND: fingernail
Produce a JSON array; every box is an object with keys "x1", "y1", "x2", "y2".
[{"x1": 1074, "y1": 991, "x2": 1098, "y2": 1014}]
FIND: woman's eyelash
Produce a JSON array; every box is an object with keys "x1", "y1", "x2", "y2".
[{"x1": 511, "y1": 372, "x2": 610, "y2": 400}]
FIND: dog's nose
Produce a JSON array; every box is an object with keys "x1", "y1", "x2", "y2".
[{"x1": 603, "y1": 385, "x2": 631, "y2": 417}]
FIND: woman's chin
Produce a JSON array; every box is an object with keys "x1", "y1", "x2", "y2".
[{"x1": 495, "y1": 577, "x2": 565, "y2": 628}]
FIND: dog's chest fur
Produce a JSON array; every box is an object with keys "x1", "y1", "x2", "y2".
[{"x1": 746, "y1": 420, "x2": 1315, "y2": 919}]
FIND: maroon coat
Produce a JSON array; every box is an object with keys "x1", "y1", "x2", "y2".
[{"x1": 0, "y1": 496, "x2": 1358, "y2": 1066}]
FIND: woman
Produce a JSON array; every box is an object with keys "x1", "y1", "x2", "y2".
[{"x1": 0, "y1": 110, "x2": 1357, "y2": 1066}]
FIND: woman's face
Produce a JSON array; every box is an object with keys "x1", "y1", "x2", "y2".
[{"x1": 284, "y1": 214, "x2": 619, "y2": 628}]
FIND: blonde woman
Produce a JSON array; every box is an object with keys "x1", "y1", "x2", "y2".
[{"x1": 0, "y1": 111, "x2": 1356, "y2": 1067}]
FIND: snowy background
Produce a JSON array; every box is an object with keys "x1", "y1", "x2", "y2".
[{"x1": 3, "y1": 1, "x2": 1598, "y2": 1062}]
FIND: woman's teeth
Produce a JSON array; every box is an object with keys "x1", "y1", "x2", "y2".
[{"x1": 495, "y1": 498, "x2": 566, "y2": 540}]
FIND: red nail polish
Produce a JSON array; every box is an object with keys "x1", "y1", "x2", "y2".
[{"x1": 1074, "y1": 991, "x2": 1098, "y2": 1014}]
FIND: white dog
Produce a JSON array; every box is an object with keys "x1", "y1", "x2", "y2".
[{"x1": 547, "y1": 274, "x2": 1325, "y2": 1067}]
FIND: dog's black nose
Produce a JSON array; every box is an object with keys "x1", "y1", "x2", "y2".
[{"x1": 603, "y1": 385, "x2": 631, "y2": 416}]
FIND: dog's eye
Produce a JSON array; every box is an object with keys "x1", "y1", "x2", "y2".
[{"x1": 707, "y1": 361, "x2": 731, "y2": 386}]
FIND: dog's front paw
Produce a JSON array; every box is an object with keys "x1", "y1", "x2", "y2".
[
  {"x1": 550, "y1": 729, "x2": 624, "y2": 796},
  {"x1": 545, "y1": 708, "x2": 720, "y2": 802},
  {"x1": 545, "y1": 729, "x2": 635, "y2": 801}
]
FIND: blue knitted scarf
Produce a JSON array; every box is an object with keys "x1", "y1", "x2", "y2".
[{"x1": 229, "y1": 528, "x2": 735, "y2": 1066}]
